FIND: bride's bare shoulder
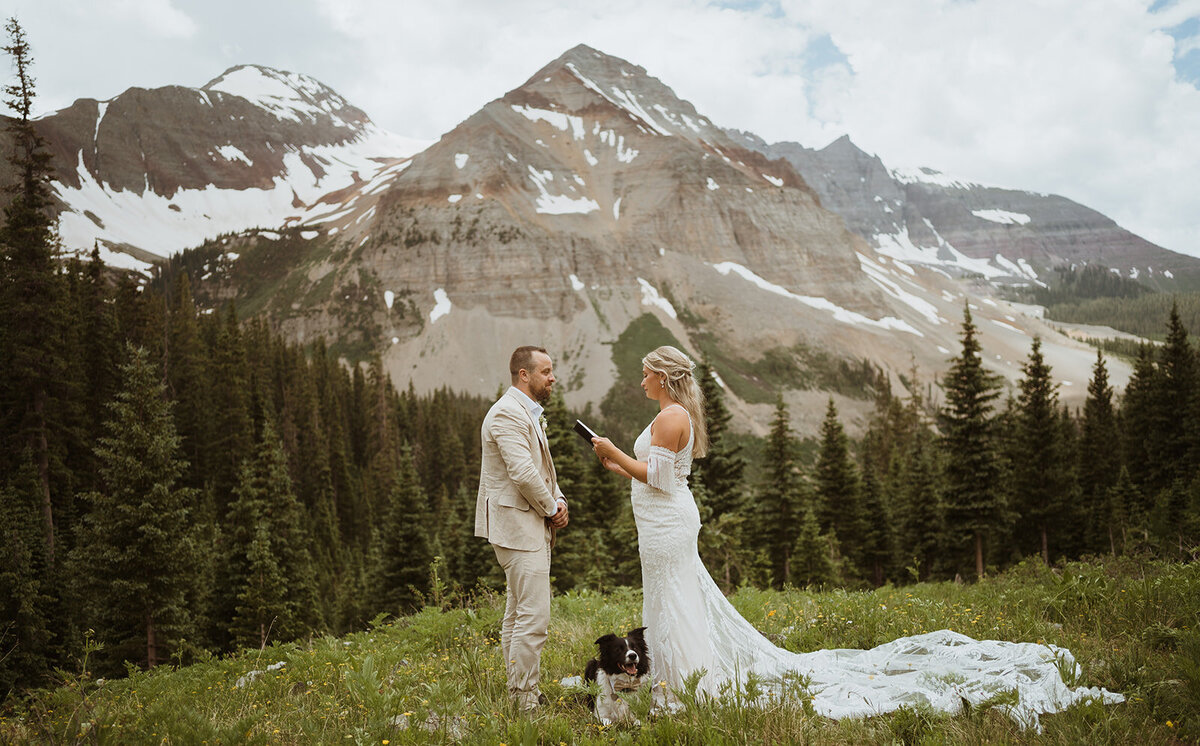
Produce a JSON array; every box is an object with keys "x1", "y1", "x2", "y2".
[{"x1": 649, "y1": 406, "x2": 689, "y2": 448}]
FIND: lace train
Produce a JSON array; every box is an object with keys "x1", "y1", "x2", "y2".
[{"x1": 629, "y1": 411, "x2": 1122, "y2": 731}]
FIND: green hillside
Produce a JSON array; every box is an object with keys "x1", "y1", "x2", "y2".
[{"x1": 3, "y1": 557, "x2": 1197, "y2": 744}]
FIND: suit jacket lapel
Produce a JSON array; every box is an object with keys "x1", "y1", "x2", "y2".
[{"x1": 507, "y1": 389, "x2": 553, "y2": 466}]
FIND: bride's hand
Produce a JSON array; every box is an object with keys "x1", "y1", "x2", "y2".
[
  {"x1": 601, "y1": 457, "x2": 632, "y2": 479},
  {"x1": 591, "y1": 436, "x2": 616, "y2": 460}
]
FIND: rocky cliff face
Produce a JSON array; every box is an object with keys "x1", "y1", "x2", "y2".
[{"x1": 730, "y1": 131, "x2": 1200, "y2": 290}]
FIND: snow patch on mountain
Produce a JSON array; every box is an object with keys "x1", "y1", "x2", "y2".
[
  {"x1": 511, "y1": 105, "x2": 586, "y2": 140},
  {"x1": 94, "y1": 101, "x2": 108, "y2": 144},
  {"x1": 637, "y1": 278, "x2": 677, "y2": 318},
  {"x1": 215, "y1": 145, "x2": 252, "y2": 165},
  {"x1": 429, "y1": 289, "x2": 452, "y2": 322},
  {"x1": 856, "y1": 253, "x2": 943, "y2": 325},
  {"x1": 526, "y1": 165, "x2": 599, "y2": 215},
  {"x1": 712, "y1": 261, "x2": 922, "y2": 336},
  {"x1": 53, "y1": 125, "x2": 425, "y2": 259},
  {"x1": 872, "y1": 225, "x2": 1009, "y2": 280},
  {"x1": 891, "y1": 166, "x2": 978, "y2": 190},
  {"x1": 973, "y1": 209, "x2": 1031, "y2": 225}
]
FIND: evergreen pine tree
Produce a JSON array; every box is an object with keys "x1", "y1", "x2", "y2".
[
  {"x1": 166, "y1": 272, "x2": 210, "y2": 491},
  {"x1": 896, "y1": 433, "x2": 941, "y2": 581},
  {"x1": 0, "y1": 460, "x2": 53, "y2": 692},
  {"x1": 858, "y1": 467, "x2": 890, "y2": 586},
  {"x1": 1012, "y1": 337, "x2": 1068, "y2": 565},
  {"x1": 1120, "y1": 344, "x2": 1156, "y2": 503},
  {"x1": 939, "y1": 306, "x2": 1003, "y2": 579},
  {"x1": 693, "y1": 358, "x2": 746, "y2": 517},
  {"x1": 0, "y1": 19, "x2": 69, "y2": 569},
  {"x1": 791, "y1": 506, "x2": 835, "y2": 587},
  {"x1": 63, "y1": 248, "x2": 119, "y2": 499},
  {"x1": 756, "y1": 396, "x2": 807, "y2": 588},
  {"x1": 542, "y1": 387, "x2": 590, "y2": 589},
  {"x1": 814, "y1": 398, "x2": 864, "y2": 572},
  {"x1": 1079, "y1": 351, "x2": 1121, "y2": 553},
  {"x1": 377, "y1": 445, "x2": 434, "y2": 612},
  {"x1": 222, "y1": 419, "x2": 321, "y2": 644},
  {"x1": 231, "y1": 522, "x2": 288, "y2": 650},
  {"x1": 72, "y1": 344, "x2": 200, "y2": 670},
  {"x1": 1102, "y1": 467, "x2": 1136, "y2": 555},
  {"x1": 1149, "y1": 303, "x2": 1197, "y2": 491},
  {"x1": 207, "y1": 304, "x2": 253, "y2": 515},
  {"x1": 449, "y1": 484, "x2": 501, "y2": 592}
]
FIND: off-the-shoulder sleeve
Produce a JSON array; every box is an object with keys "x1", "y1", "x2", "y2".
[{"x1": 646, "y1": 445, "x2": 677, "y2": 492}]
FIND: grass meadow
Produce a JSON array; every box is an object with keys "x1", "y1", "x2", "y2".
[{"x1": 2, "y1": 555, "x2": 1198, "y2": 744}]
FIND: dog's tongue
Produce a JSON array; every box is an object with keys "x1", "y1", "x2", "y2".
[{"x1": 622, "y1": 663, "x2": 637, "y2": 676}]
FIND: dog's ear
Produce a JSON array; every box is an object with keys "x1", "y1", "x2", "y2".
[
  {"x1": 627, "y1": 627, "x2": 647, "y2": 641},
  {"x1": 594, "y1": 633, "x2": 618, "y2": 646}
]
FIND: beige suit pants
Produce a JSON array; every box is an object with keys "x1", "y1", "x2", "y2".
[{"x1": 493, "y1": 541, "x2": 551, "y2": 709}]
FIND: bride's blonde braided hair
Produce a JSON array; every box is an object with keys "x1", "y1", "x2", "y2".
[{"x1": 643, "y1": 345, "x2": 709, "y2": 458}]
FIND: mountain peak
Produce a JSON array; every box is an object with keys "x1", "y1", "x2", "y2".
[
  {"x1": 510, "y1": 44, "x2": 723, "y2": 143},
  {"x1": 821, "y1": 134, "x2": 867, "y2": 157},
  {"x1": 202, "y1": 65, "x2": 360, "y2": 124}
]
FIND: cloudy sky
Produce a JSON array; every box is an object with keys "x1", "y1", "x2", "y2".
[{"x1": 9, "y1": 0, "x2": 1200, "y2": 256}]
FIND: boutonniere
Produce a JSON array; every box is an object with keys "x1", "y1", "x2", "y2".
[{"x1": 538, "y1": 414, "x2": 548, "y2": 431}]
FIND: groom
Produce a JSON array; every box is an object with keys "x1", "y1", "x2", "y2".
[{"x1": 475, "y1": 345, "x2": 569, "y2": 712}]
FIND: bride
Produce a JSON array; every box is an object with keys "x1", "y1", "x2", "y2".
[{"x1": 588, "y1": 345, "x2": 1121, "y2": 729}]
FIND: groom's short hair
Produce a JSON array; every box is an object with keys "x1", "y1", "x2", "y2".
[{"x1": 510, "y1": 346, "x2": 549, "y2": 382}]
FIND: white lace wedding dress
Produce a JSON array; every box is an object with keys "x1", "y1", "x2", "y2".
[{"x1": 630, "y1": 406, "x2": 1122, "y2": 731}]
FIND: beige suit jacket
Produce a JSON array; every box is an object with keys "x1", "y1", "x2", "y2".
[{"x1": 475, "y1": 388, "x2": 565, "y2": 551}]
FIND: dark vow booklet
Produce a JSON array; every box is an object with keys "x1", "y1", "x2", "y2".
[{"x1": 573, "y1": 419, "x2": 599, "y2": 445}]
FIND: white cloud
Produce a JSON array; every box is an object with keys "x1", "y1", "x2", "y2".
[{"x1": 112, "y1": 0, "x2": 197, "y2": 38}]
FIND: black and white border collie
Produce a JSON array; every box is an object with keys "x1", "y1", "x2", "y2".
[{"x1": 584, "y1": 627, "x2": 650, "y2": 724}]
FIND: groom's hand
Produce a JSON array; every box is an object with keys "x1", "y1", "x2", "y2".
[{"x1": 551, "y1": 499, "x2": 569, "y2": 528}]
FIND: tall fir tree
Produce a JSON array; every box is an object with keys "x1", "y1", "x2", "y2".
[
  {"x1": 1149, "y1": 303, "x2": 1197, "y2": 492},
  {"x1": 222, "y1": 418, "x2": 322, "y2": 645},
  {"x1": 376, "y1": 445, "x2": 435, "y2": 613},
  {"x1": 755, "y1": 396, "x2": 807, "y2": 588},
  {"x1": 165, "y1": 272, "x2": 211, "y2": 491},
  {"x1": 207, "y1": 304, "x2": 253, "y2": 515},
  {"x1": 1079, "y1": 350, "x2": 1121, "y2": 553},
  {"x1": 0, "y1": 19, "x2": 69, "y2": 570},
  {"x1": 858, "y1": 467, "x2": 890, "y2": 586},
  {"x1": 1102, "y1": 466, "x2": 1136, "y2": 555},
  {"x1": 895, "y1": 433, "x2": 941, "y2": 581},
  {"x1": 72, "y1": 345, "x2": 201, "y2": 671},
  {"x1": 0, "y1": 460, "x2": 53, "y2": 692},
  {"x1": 814, "y1": 398, "x2": 864, "y2": 572},
  {"x1": 63, "y1": 248, "x2": 119, "y2": 499},
  {"x1": 1012, "y1": 337, "x2": 1068, "y2": 565},
  {"x1": 231, "y1": 521, "x2": 288, "y2": 650},
  {"x1": 542, "y1": 387, "x2": 593, "y2": 590},
  {"x1": 939, "y1": 306, "x2": 1003, "y2": 579},
  {"x1": 1120, "y1": 344, "x2": 1157, "y2": 507},
  {"x1": 790, "y1": 506, "x2": 835, "y2": 587},
  {"x1": 693, "y1": 358, "x2": 746, "y2": 517}
]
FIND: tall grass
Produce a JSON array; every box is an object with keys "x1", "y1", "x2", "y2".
[{"x1": 2, "y1": 556, "x2": 1196, "y2": 744}]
